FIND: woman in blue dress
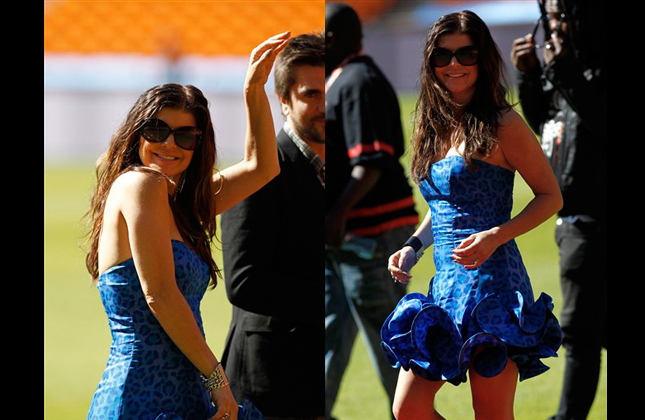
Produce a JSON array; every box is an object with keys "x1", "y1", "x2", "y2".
[
  {"x1": 381, "y1": 12, "x2": 563, "y2": 420},
  {"x1": 84, "y1": 32, "x2": 290, "y2": 420}
]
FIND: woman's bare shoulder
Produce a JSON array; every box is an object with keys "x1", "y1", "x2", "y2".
[
  {"x1": 497, "y1": 107, "x2": 535, "y2": 146},
  {"x1": 112, "y1": 168, "x2": 168, "y2": 195},
  {"x1": 108, "y1": 168, "x2": 170, "y2": 213},
  {"x1": 498, "y1": 107, "x2": 524, "y2": 130}
]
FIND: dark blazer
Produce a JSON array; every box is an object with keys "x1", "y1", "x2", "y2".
[{"x1": 220, "y1": 129, "x2": 324, "y2": 417}]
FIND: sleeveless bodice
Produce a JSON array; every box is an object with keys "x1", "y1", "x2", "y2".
[
  {"x1": 87, "y1": 240, "x2": 215, "y2": 420},
  {"x1": 421, "y1": 157, "x2": 534, "y2": 314},
  {"x1": 421, "y1": 156, "x2": 514, "y2": 247},
  {"x1": 98, "y1": 240, "x2": 210, "y2": 345}
]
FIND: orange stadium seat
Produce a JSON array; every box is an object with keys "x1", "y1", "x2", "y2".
[{"x1": 44, "y1": 0, "x2": 325, "y2": 56}]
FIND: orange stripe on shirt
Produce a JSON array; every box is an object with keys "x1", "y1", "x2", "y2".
[
  {"x1": 347, "y1": 196, "x2": 416, "y2": 219},
  {"x1": 347, "y1": 141, "x2": 395, "y2": 159},
  {"x1": 348, "y1": 215, "x2": 419, "y2": 237}
]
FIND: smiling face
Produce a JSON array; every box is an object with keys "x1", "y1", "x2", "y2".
[
  {"x1": 433, "y1": 33, "x2": 479, "y2": 106},
  {"x1": 138, "y1": 107, "x2": 196, "y2": 184}
]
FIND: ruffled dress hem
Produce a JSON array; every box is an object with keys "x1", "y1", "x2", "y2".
[{"x1": 380, "y1": 290, "x2": 562, "y2": 386}]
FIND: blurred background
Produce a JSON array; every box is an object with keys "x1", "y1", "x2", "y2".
[
  {"x1": 44, "y1": 0, "x2": 541, "y2": 165},
  {"x1": 44, "y1": 1, "x2": 605, "y2": 420},
  {"x1": 44, "y1": 1, "x2": 323, "y2": 419}
]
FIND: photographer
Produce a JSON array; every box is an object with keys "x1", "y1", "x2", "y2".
[{"x1": 511, "y1": 1, "x2": 606, "y2": 419}]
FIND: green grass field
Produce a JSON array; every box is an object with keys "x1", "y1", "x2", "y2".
[{"x1": 43, "y1": 93, "x2": 605, "y2": 420}]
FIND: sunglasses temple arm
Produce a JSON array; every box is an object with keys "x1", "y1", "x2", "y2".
[
  {"x1": 531, "y1": 21, "x2": 539, "y2": 40},
  {"x1": 536, "y1": 0, "x2": 552, "y2": 39}
]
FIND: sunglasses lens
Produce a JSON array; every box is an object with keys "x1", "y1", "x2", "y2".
[
  {"x1": 174, "y1": 130, "x2": 202, "y2": 150},
  {"x1": 142, "y1": 127, "x2": 170, "y2": 143},
  {"x1": 456, "y1": 50, "x2": 478, "y2": 66},
  {"x1": 141, "y1": 120, "x2": 170, "y2": 143},
  {"x1": 431, "y1": 51, "x2": 452, "y2": 67}
]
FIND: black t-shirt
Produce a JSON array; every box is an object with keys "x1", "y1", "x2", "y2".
[{"x1": 326, "y1": 55, "x2": 418, "y2": 236}]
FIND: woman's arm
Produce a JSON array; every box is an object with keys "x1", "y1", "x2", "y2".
[
  {"x1": 213, "y1": 32, "x2": 290, "y2": 215},
  {"x1": 451, "y1": 109, "x2": 563, "y2": 269},
  {"x1": 388, "y1": 209, "x2": 433, "y2": 284},
  {"x1": 116, "y1": 171, "x2": 237, "y2": 418},
  {"x1": 118, "y1": 171, "x2": 218, "y2": 375},
  {"x1": 495, "y1": 109, "x2": 563, "y2": 241}
]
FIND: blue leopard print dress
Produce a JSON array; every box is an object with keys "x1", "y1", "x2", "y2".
[
  {"x1": 87, "y1": 240, "x2": 264, "y2": 420},
  {"x1": 380, "y1": 156, "x2": 562, "y2": 385}
]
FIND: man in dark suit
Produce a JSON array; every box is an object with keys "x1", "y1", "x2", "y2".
[{"x1": 220, "y1": 33, "x2": 324, "y2": 420}]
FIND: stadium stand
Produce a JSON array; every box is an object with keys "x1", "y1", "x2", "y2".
[{"x1": 44, "y1": 0, "x2": 324, "y2": 56}]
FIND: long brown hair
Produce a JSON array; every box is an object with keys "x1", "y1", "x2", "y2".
[
  {"x1": 85, "y1": 84, "x2": 221, "y2": 287},
  {"x1": 410, "y1": 10, "x2": 512, "y2": 182}
]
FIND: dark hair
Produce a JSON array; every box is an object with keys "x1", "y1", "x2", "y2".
[
  {"x1": 558, "y1": 0, "x2": 606, "y2": 71},
  {"x1": 411, "y1": 11, "x2": 512, "y2": 182},
  {"x1": 274, "y1": 32, "x2": 325, "y2": 103},
  {"x1": 325, "y1": 3, "x2": 362, "y2": 74},
  {"x1": 85, "y1": 84, "x2": 221, "y2": 287},
  {"x1": 325, "y1": 2, "x2": 362, "y2": 52}
]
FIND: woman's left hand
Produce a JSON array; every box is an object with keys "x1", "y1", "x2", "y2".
[
  {"x1": 451, "y1": 228, "x2": 504, "y2": 270},
  {"x1": 244, "y1": 31, "x2": 291, "y2": 88},
  {"x1": 210, "y1": 385, "x2": 238, "y2": 420}
]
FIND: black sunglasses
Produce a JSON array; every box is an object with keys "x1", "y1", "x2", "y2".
[
  {"x1": 430, "y1": 46, "x2": 479, "y2": 68},
  {"x1": 140, "y1": 118, "x2": 202, "y2": 151}
]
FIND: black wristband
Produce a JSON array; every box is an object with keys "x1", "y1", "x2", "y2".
[{"x1": 403, "y1": 236, "x2": 423, "y2": 253}]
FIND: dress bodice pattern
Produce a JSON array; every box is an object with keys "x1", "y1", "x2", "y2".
[{"x1": 87, "y1": 240, "x2": 216, "y2": 420}]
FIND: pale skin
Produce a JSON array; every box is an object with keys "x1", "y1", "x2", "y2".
[
  {"x1": 388, "y1": 33, "x2": 562, "y2": 420},
  {"x1": 97, "y1": 32, "x2": 290, "y2": 420}
]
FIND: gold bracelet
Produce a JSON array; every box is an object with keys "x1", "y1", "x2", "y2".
[{"x1": 200, "y1": 363, "x2": 229, "y2": 391}]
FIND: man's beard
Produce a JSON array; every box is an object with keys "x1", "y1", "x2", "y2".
[{"x1": 293, "y1": 115, "x2": 325, "y2": 144}]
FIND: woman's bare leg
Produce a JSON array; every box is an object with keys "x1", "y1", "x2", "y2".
[
  {"x1": 392, "y1": 368, "x2": 446, "y2": 420},
  {"x1": 469, "y1": 358, "x2": 518, "y2": 420}
]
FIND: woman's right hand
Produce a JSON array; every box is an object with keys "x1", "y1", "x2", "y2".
[
  {"x1": 244, "y1": 31, "x2": 290, "y2": 89},
  {"x1": 210, "y1": 386, "x2": 238, "y2": 420},
  {"x1": 388, "y1": 247, "x2": 417, "y2": 285}
]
